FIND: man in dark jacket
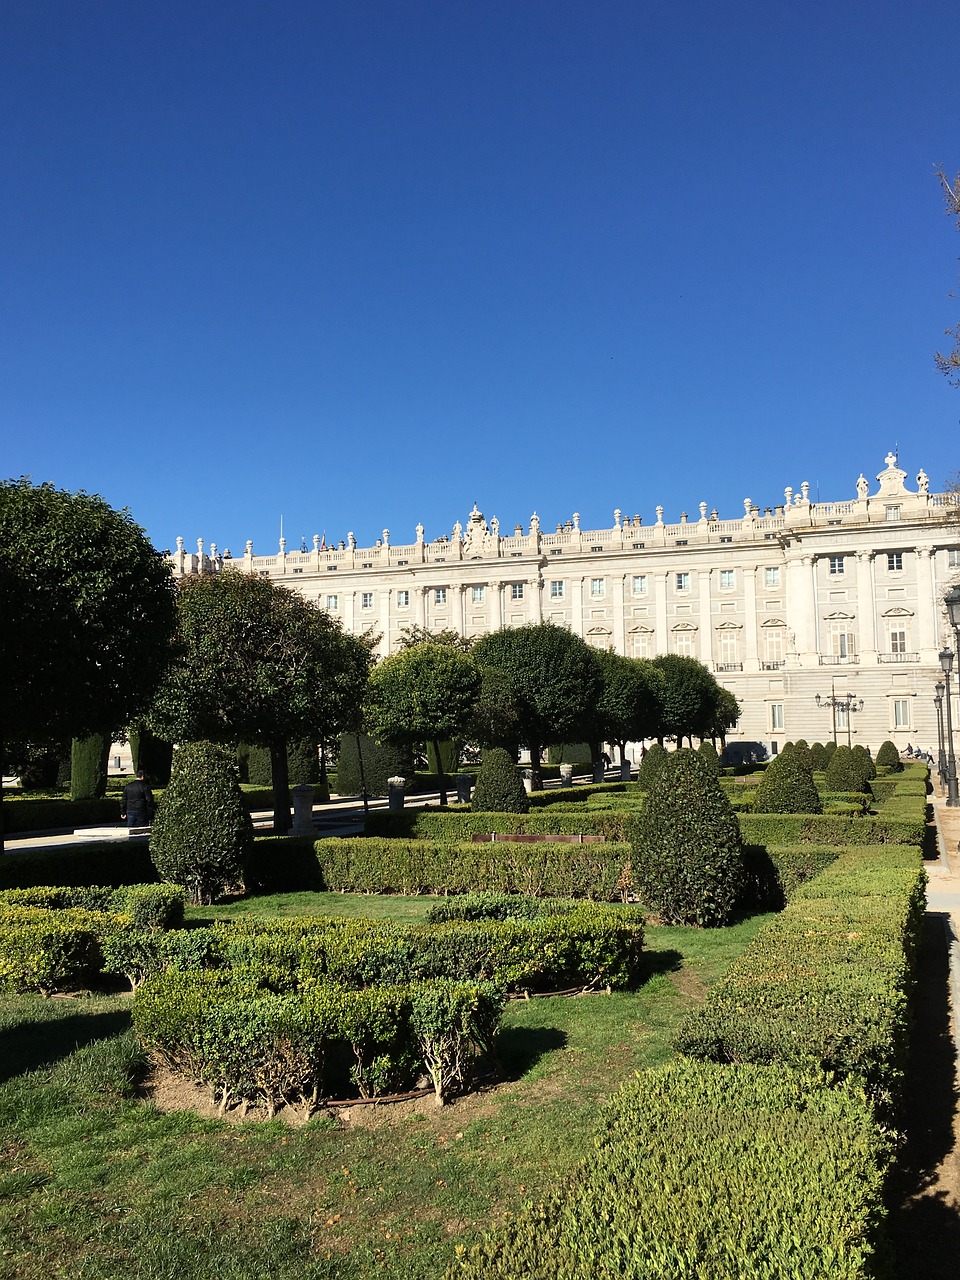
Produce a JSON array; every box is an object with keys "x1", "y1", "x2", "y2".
[{"x1": 121, "y1": 770, "x2": 155, "y2": 828}]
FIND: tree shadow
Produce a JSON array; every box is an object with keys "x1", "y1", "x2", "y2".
[
  {"x1": 0, "y1": 1008, "x2": 131, "y2": 1084},
  {"x1": 636, "y1": 948, "x2": 684, "y2": 983},
  {"x1": 495, "y1": 1026, "x2": 568, "y2": 1079},
  {"x1": 888, "y1": 913, "x2": 960, "y2": 1276}
]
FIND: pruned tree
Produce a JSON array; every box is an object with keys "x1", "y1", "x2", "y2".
[
  {"x1": 936, "y1": 166, "x2": 960, "y2": 384},
  {"x1": 364, "y1": 642, "x2": 481, "y2": 806},
  {"x1": 591, "y1": 651, "x2": 664, "y2": 763},
  {"x1": 150, "y1": 571, "x2": 370, "y2": 833},
  {"x1": 651, "y1": 654, "x2": 729, "y2": 746},
  {"x1": 471, "y1": 624, "x2": 602, "y2": 791}
]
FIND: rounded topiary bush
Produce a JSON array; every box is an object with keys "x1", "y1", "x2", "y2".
[
  {"x1": 696, "y1": 740, "x2": 720, "y2": 777},
  {"x1": 636, "y1": 748, "x2": 745, "y2": 926},
  {"x1": 471, "y1": 748, "x2": 529, "y2": 814},
  {"x1": 852, "y1": 744, "x2": 877, "y2": 786},
  {"x1": 875, "y1": 739, "x2": 902, "y2": 771},
  {"x1": 824, "y1": 745, "x2": 864, "y2": 793},
  {"x1": 637, "y1": 743, "x2": 668, "y2": 792},
  {"x1": 809, "y1": 741, "x2": 831, "y2": 771},
  {"x1": 149, "y1": 741, "x2": 253, "y2": 904},
  {"x1": 789, "y1": 739, "x2": 813, "y2": 772},
  {"x1": 752, "y1": 749, "x2": 822, "y2": 815}
]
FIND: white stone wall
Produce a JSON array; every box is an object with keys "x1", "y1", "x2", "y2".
[{"x1": 169, "y1": 457, "x2": 960, "y2": 757}]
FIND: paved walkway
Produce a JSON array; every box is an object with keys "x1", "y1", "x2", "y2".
[{"x1": 926, "y1": 782, "x2": 960, "y2": 1061}]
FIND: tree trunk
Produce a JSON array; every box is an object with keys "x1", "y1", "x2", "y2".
[
  {"x1": 270, "y1": 738, "x2": 291, "y2": 834},
  {"x1": 433, "y1": 738, "x2": 448, "y2": 807},
  {"x1": 529, "y1": 744, "x2": 543, "y2": 792}
]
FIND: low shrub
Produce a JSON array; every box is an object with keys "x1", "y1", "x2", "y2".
[
  {"x1": 875, "y1": 740, "x2": 901, "y2": 770},
  {"x1": 0, "y1": 905, "x2": 113, "y2": 994},
  {"x1": 313, "y1": 837, "x2": 634, "y2": 900},
  {"x1": 739, "y1": 845, "x2": 840, "y2": 910},
  {"x1": 825, "y1": 746, "x2": 867, "y2": 794},
  {"x1": 739, "y1": 812, "x2": 924, "y2": 847},
  {"x1": 752, "y1": 751, "x2": 822, "y2": 815},
  {"x1": 0, "y1": 796, "x2": 122, "y2": 834},
  {"x1": 363, "y1": 808, "x2": 640, "y2": 845},
  {"x1": 242, "y1": 836, "x2": 324, "y2": 894},
  {"x1": 0, "y1": 882, "x2": 184, "y2": 929},
  {"x1": 526, "y1": 781, "x2": 628, "y2": 808},
  {"x1": 100, "y1": 926, "x2": 217, "y2": 990},
  {"x1": 635, "y1": 743, "x2": 668, "y2": 791},
  {"x1": 471, "y1": 748, "x2": 529, "y2": 813},
  {"x1": 446, "y1": 1059, "x2": 892, "y2": 1280}
]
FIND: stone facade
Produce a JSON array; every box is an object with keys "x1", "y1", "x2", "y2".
[{"x1": 169, "y1": 455, "x2": 960, "y2": 757}]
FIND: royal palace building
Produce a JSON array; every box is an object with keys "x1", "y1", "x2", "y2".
[{"x1": 169, "y1": 453, "x2": 960, "y2": 759}]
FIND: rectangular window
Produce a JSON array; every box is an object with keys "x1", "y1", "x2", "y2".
[
  {"x1": 397, "y1": 590, "x2": 410, "y2": 608},
  {"x1": 550, "y1": 580, "x2": 565, "y2": 599},
  {"x1": 719, "y1": 535, "x2": 733, "y2": 543},
  {"x1": 325, "y1": 594, "x2": 338, "y2": 610},
  {"x1": 764, "y1": 566, "x2": 780, "y2": 587},
  {"x1": 675, "y1": 572, "x2": 690, "y2": 592},
  {"x1": 893, "y1": 698, "x2": 910, "y2": 728},
  {"x1": 889, "y1": 628, "x2": 907, "y2": 655},
  {"x1": 674, "y1": 631, "x2": 694, "y2": 656},
  {"x1": 471, "y1": 586, "x2": 485, "y2": 604},
  {"x1": 720, "y1": 569, "x2": 735, "y2": 590},
  {"x1": 887, "y1": 552, "x2": 903, "y2": 572},
  {"x1": 770, "y1": 703, "x2": 784, "y2": 732},
  {"x1": 590, "y1": 578, "x2": 604, "y2": 597},
  {"x1": 511, "y1": 583, "x2": 524, "y2": 600},
  {"x1": 949, "y1": 549, "x2": 960, "y2": 569},
  {"x1": 836, "y1": 704, "x2": 849, "y2": 731},
  {"x1": 361, "y1": 592, "x2": 373, "y2": 609},
  {"x1": 718, "y1": 630, "x2": 738, "y2": 663},
  {"x1": 434, "y1": 588, "x2": 447, "y2": 605},
  {"x1": 828, "y1": 620, "x2": 855, "y2": 658},
  {"x1": 885, "y1": 505, "x2": 902, "y2": 522},
  {"x1": 765, "y1": 627, "x2": 784, "y2": 662},
  {"x1": 632, "y1": 574, "x2": 647, "y2": 595},
  {"x1": 828, "y1": 555, "x2": 845, "y2": 575},
  {"x1": 590, "y1": 545, "x2": 604, "y2": 553},
  {"x1": 631, "y1": 633, "x2": 652, "y2": 658}
]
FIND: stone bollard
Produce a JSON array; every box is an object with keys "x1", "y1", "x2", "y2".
[
  {"x1": 291, "y1": 784, "x2": 316, "y2": 837},
  {"x1": 620, "y1": 759, "x2": 633, "y2": 781},
  {"x1": 522, "y1": 771, "x2": 533, "y2": 794},
  {"x1": 592, "y1": 761, "x2": 606, "y2": 784},
  {"x1": 455, "y1": 773, "x2": 472, "y2": 804},
  {"x1": 387, "y1": 776, "x2": 406, "y2": 811},
  {"x1": 559, "y1": 764, "x2": 574, "y2": 788}
]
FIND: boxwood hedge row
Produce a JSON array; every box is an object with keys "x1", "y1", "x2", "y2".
[{"x1": 363, "y1": 808, "x2": 640, "y2": 843}]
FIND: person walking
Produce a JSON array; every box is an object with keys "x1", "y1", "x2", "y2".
[{"x1": 121, "y1": 769, "x2": 155, "y2": 828}]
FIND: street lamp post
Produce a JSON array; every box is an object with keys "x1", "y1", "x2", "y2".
[
  {"x1": 815, "y1": 680, "x2": 864, "y2": 749},
  {"x1": 934, "y1": 681, "x2": 947, "y2": 794},
  {"x1": 939, "y1": 648, "x2": 959, "y2": 806}
]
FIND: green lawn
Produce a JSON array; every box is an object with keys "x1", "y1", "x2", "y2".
[{"x1": 0, "y1": 899, "x2": 771, "y2": 1280}]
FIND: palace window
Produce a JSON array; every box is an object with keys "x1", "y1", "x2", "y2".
[
  {"x1": 675, "y1": 572, "x2": 690, "y2": 592},
  {"x1": 550, "y1": 580, "x2": 565, "y2": 599},
  {"x1": 718, "y1": 630, "x2": 738, "y2": 664},
  {"x1": 434, "y1": 588, "x2": 447, "y2": 605},
  {"x1": 674, "y1": 631, "x2": 694, "y2": 656},
  {"x1": 828, "y1": 620, "x2": 855, "y2": 657},
  {"x1": 765, "y1": 627, "x2": 784, "y2": 663},
  {"x1": 511, "y1": 583, "x2": 524, "y2": 600},
  {"x1": 885, "y1": 505, "x2": 902, "y2": 522},
  {"x1": 764, "y1": 566, "x2": 780, "y2": 587},
  {"x1": 720, "y1": 569, "x2": 735, "y2": 590},
  {"x1": 361, "y1": 592, "x2": 373, "y2": 609},
  {"x1": 632, "y1": 574, "x2": 647, "y2": 595},
  {"x1": 471, "y1": 586, "x2": 485, "y2": 604},
  {"x1": 325, "y1": 595, "x2": 338, "y2": 611},
  {"x1": 949, "y1": 549, "x2": 960, "y2": 569},
  {"x1": 770, "y1": 703, "x2": 784, "y2": 731},
  {"x1": 397, "y1": 590, "x2": 410, "y2": 607},
  {"x1": 590, "y1": 578, "x2": 604, "y2": 597},
  {"x1": 887, "y1": 552, "x2": 903, "y2": 572},
  {"x1": 828, "y1": 555, "x2": 845, "y2": 575},
  {"x1": 631, "y1": 632, "x2": 652, "y2": 658},
  {"x1": 893, "y1": 698, "x2": 910, "y2": 728},
  {"x1": 889, "y1": 628, "x2": 907, "y2": 654}
]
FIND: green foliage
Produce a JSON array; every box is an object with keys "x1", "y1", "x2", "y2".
[
  {"x1": 636, "y1": 743, "x2": 669, "y2": 791},
  {"x1": 676, "y1": 842, "x2": 925, "y2": 1113},
  {"x1": 100, "y1": 926, "x2": 216, "y2": 990},
  {"x1": 0, "y1": 795, "x2": 121, "y2": 834},
  {"x1": 364, "y1": 806, "x2": 640, "y2": 845},
  {"x1": 591, "y1": 651, "x2": 663, "y2": 750},
  {"x1": 2, "y1": 739, "x2": 65, "y2": 789},
  {"x1": 739, "y1": 844, "x2": 840, "y2": 910},
  {"x1": 471, "y1": 623, "x2": 602, "y2": 787},
  {"x1": 752, "y1": 749, "x2": 822, "y2": 815},
  {"x1": 852, "y1": 743, "x2": 877, "y2": 785},
  {"x1": 242, "y1": 740, "x2": 318, "y2": 786},
  {"x1": 313, "y1": 837, "x2": 635, "y2": 899},
  {"x1": 739, "y1": 812, "x2": 925, "y2": 847},
  {"x1": 636, "y1": 748, "x2": 745, "y2": 926},
  {"x1": 0, "y1": 839, "x2": 156, "y2": 889},
  {"x1": 696, "y1": 739, "x2": 721, "y2": 776},
  {"x1": 70, "y1": 734, "x2": 109, "y2": 800},
  {"x1": 242, "y1": 836, "x2": 324, "y2": 894},
  {"x1": 365, "y1": 643, "x2": 481, "y2": 804},
  {"x1": 546, "y1": 743, "x2": 593, "y2": 765},
  {"x1": 825, "y1": 745, "x2": 866, "y2": 793},
  {"x1": 471, "y1": 747, "x2": 529, "y2": 813},
  {"x1": 128, "y1": 725, "x2": 174, "y2": 785},
  {"x1": 0, "y1": 904, "x2": 110, "y2": 993},
  {"x1": 149, "y1": 742, "x2": 253, "y2": 904},
  {"x1": 650, "y1": 653, "x2": 730, "y2": 742},
  {"x1": 335, "y1": 732, "x2": 413, "y2": 797},
  {"x1": 875, "y1": 739, "x2": 902, "y2": 770},
  {"x1": 448, "y1": 1059, "x2": 891, "y2": 1280},
  {"x1": 809, "y1": 741, "x2": 832, "y2": 771},
  {"x1": 0, "y1": 477, "x2": 178, "y2": 748}
]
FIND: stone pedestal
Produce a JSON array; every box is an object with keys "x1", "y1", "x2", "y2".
[
  {"x1": 559, "y1": 764, "x2": 574, "y2": 787},
  {"x1": 620, "y1": 759, "x2": 633, "y2": 781},
  {"x1": 291, "y1": 784, "x2": 316, "y2": 836},
  {"x1": 522, "y1": 772, "x2": 533, "y2": 794},
  {"x1": 455, "y1": 774, "x2": 472, "y2": 804},
  {"x1": 387, "y1": 777, "x2": 406, "y2": 810},
  {"x1": 593, "y1": 761, "x2": 606, "y2": 784}
]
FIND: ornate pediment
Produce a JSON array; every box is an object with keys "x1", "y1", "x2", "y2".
[
  {"x1": 627, "y1": 623, "x2": 654, "y2": 633},
  {"x1": 760, "y1": 616, "x2": 786, "y2": 628},
  {"x1": 881, "y1": 606, "x2": 914, "y2": 617},
  {"x1": 715, "y1": 620, "x2": 743, "y2": 631},
  {"x1": 671, "y1": 621, "x2": 698, "y2": 632},
  {"x1": 586, "y1": 625, "x2": 612, "y2": 636},
  {"x1": 823, "y1": 610, "x2": 855, "y2": 621}
]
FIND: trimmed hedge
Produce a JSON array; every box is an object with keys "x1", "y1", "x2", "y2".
[
  {"x1": 739, "y1": 812, "x2": 924, "y2": 847},
  {"x1": 134, "y1": 969, "x2": 503, "y2": 1110},
  {"x1": 739, "y1": 844, "x2": 840, "y2": 910},
  {"x1": 212, "y1": 903, "x2": 644, "y2": 994},
  {"x1": 526, "y1": 781, "x2": 628, "y2": 808},
  {"x1": 1, "y1": 795, "x2": 122, "y2": 834},
  {"x1": 312, "y1": 837, "x2": 634, "y2": 900},
  {"x1": 363, "y1": 808, "x2": 640, "y2": 844},
  {"x1": 446, "y1": 1059, "x2": 892, "y2": 1280},
  {"x1": 0, "y1": 840, "x2": 158, "y2": 890},
  {"x1": 0, "y1": 882, "x2": 184, "y2": 929},
  {"x1": 674, "y1": 842, "x2": 925, "y2": 1112},
  {"x1": 471, "y1": 748, "x2": 529, "y2": 813},
  {"x1": 0, "y1": 904, "x2": 116, "y2": 994}
]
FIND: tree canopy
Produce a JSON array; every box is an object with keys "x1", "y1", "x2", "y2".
[
  {"x1": 149, "y1": 570, "x2": 370, "y2": 831},
  {"x1": 651, "y1": 654, "x2": 730, "y2": 744},
  {"x1": 592, "y1": 651, "x2": 664, "y2": 761},
  {"x1": 936, "y1": 167, "x2": 960, "y2": 384},
  {"x1": 364, "y1": 642, "x2": 481, "y2": 805},
  {"x1": 471, "y1": 623, "x2": 602, "y2": 790}
]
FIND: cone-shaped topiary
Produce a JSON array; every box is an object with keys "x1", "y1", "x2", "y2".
[
  {"x1": 876, "y1": 740, "x2": 902, "y2": 771},
  {"x1": 637, "y1": 743, "x2": 668, "y2": 791},
  {"x1": 471, "y1": 748, "x2": 529, "y2": 813},
  {"x1": 697, "y1": 740, "x2": 720, "y2": 777},
  {"x1": 852, "y1": 744, "x2": 876, "y2": 786},
  {"x1": 809, "y1": 742, "x2": 831, "y2": 771},
  {"x1": 789, "y1": 739, "x2": 813, "y2": 773},
  {"x1": 149, "y1": 741, "x2": 253, "y2": 904},
  {"x1": 70, "y1": 733, "x2": 109, "y2": 799},
  {"x1": 752, "y1": 749, "x2": 822, "y2": 814},
  {"x1": 824, "y1": 745, "x2": 863, "y2": 793},
  {"x1": 636, "y1": 748, "x2": 745, "y2": 926}
]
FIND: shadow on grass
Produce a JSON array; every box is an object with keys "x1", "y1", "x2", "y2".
[
  {"x1": 888, "y1": 913, "x2": 960, "y2": 1278},
  {"x1": 0, "y1": 1008, "x2": 131, "y2": 1084},
  {"x1": 636, "y1": 948, "x2": 684, "y2": 982},
  {"x1": 495, "y1": 1026, "x2": 568, "y2": 1079}
]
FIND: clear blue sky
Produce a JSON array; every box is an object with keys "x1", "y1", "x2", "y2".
[{"x1": 2, "y1": 0, "x2": 958, "y2": 554}]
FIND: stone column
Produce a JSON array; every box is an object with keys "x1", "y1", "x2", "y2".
[
  {"x1": 613, "y1": 573, "x2": 626, "y2": 654},
  {"x1": 787, "y1": 554, "x2": 817, "y2": 665},
  {"x1": 345, "y1": 590, "x2": 356, "y2": 634},
  {"x1": 457, "y1": 583, "x2": 467, "y2": 637},
  {"x1": 571, "y1": 576, "x2": 585, "y2": 636},
  {"x1": 416, "y1": 583, "x2": 427, "y2": 629},
  {"x1": 856, "y1": 550, "x2": 877, "y2": 659},
  {"x1": 916, "y1": 545, "x2": 938, "y2": 654},
  {"x1": 698, "y1": 570, "x2": 711, "y2": 665},
  {"x1": 529, "y1": 578, "x2": 543, "y2": 623},
  {"x1": 654, "y1": 573, "x2": 669, "y2": 655},
  {"x1": 743, "y1": 566, "x2": 759, "y2": 670}
]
